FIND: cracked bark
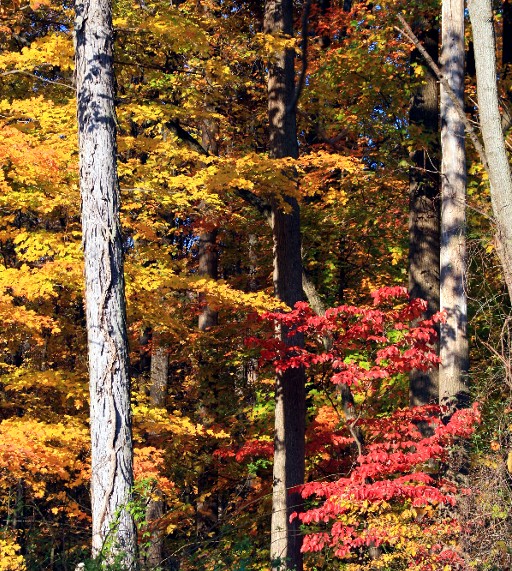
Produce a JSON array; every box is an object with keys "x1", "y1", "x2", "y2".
[{"x1": 75, "y1": 0, "x2": 137, "y2": 564}]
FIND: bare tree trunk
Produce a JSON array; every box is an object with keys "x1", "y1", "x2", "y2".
[
  {"x1": 469, "y1": 0, "x2": 512, "y2": 306},
  {"x1": 198, "y1": 78, "x2": 220, "y2": 331},
  {"x1": 265, "y1": 0, "x2": 306, "y2": 569},
  {"x1": 74, "y1": 0, "x2": 137, "y2": 564},
  {"x1": 197, "y1": 229, "x2": 219, "y2": 330},
  {"x1": 409, "y1": 24, "x2": 441, "y2": 406},
  {"x1": 194, "y1": 98, "x2": 221, "y2": 539},
  {"x1": 195, "y1": 228, "x2": 220, "y2": 537},
  {"x1": 144, "y1": 338, "x2": 169, "y2": 569},
  {"x1": 439, "y1": 0, "x2": 470, "y2": 411}
]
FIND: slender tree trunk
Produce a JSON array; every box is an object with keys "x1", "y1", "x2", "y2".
[
  {"x1": 197, "y1": 229, "x2": 219, "y2": 330},
  {"x1": 74, "y1": 0, "x2": 137, "y2": 563},
  {"x1": 145, "y1": 337, "x2": 169, "y2": 569},
  {"x1": 409, "y1": 24, "x2": 441, "y2": 406},
  {"x1": 439, "y1": 0, "x2": 469, "y2": 411},
  {"x1": 195, "y1": 227, "x2": 220, "y2": 537},
  {"x1": 198, "y1": 84, "x2": 219, "y2": 332},
  {"x1": 265, "y1": 0, "x2": 306, "y2": 569},
  {"x1": 194, "y1": 101, "x2": 221, "y2": 538},
  {"x1": 469, "y1": 0, "x2": 512, "y2": 305}
]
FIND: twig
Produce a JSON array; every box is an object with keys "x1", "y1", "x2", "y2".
[
  {"x1": 0, "y1": 69, "x2": 74, "y2": 90},
  {"x1": 287, "y1": 0, "x2": 312, "y2": 114}
]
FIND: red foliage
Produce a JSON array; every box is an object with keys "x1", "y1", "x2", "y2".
[
  {"x1": 247, "y1": 286, "x2": 442, "y2": 389},
  {"x1": 249, "y1": 287, "x2": 480, "y2": 566}
]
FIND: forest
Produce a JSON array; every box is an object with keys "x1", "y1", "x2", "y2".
[{"x1": 0, "y1": 0, "x2": 511, "y2": 568}]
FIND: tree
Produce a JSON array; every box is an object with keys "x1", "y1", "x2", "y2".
[
  {"x1": 264, "y1": 0, "x2": 306, "y2": 568},
  {"x1": 468, "y1": 0, "x2": 512, "y2": 306},
  {"x1": 408, "y1": 18, "x2": 440, "y2": 407},
  {"x1": 74, "y1": 0, "x2": 137, "y2": 563},
  {"x1": 144, "y1": 331, "x2": 169, "y2": 568},
  {"x1": 439, "y1": 0, "x2": 469, "y2": 410}
]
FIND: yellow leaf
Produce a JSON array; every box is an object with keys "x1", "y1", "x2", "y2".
[{"x1": 30, "y1": 0, "x2": 50, "y2": 9}]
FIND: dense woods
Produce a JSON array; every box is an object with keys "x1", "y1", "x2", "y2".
[{"x1": 0, "y1": 0, "x2": 512, "y2": 569}]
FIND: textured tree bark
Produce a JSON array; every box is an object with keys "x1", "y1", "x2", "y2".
[
  {"x1": 469, "y1": 0, "x2": 512, "y2": 306},
  {"x1": 74, "y1": 0, "x2": 137, "y2": 564},
  {"x1": 145, "y1": 338, "x2": 169, "y2": 569},
  {"x1": 265, "y1": 0, "x2": 306, "y2": 569},
  {"x1": 408, "y1": 24, "x2": 440, "y2": 406},
  {"x1": 439, "y1": 0, "x2": 469, "y2": 411}
]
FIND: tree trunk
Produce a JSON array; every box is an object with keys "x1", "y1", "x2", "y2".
[
  {"x1": 439, "y1": 0, "x2": 470, "y2": 411},
  {"x1": 409, "y1": 24, "x2": 441, "y2": 406},
  {"x1": 74, "y1": 0, "x2": 137, "y2": 563},
  {"x1": 194, "y1": 98, "x2": 221, "y2": 538},
  {"x1": 144, "y1": 338, "x2": 169, "y2": 569},
  {"x1": 265, "y1": 0, "x2": 306, "y2": 569},
  {"x1": 469, "y1": 0, "x2": 512, "y2": 307},
  {"x1": 195, "y1": 228, "x2": 220, "y2": 537},
  {"x1": 197, "y1": 229, "x2": 219, "y2": 330}
]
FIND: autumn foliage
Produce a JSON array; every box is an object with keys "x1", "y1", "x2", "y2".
[
  {"x1": 244, "y1": 288, "x2": 480, "y2": 569},
  {"x1": 0, "y1": 0, "x2": 509, "y2": 568}
]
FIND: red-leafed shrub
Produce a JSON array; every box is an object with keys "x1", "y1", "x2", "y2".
[{"x1": 250, "y1": 287, "x2": 480, "y2": 570}]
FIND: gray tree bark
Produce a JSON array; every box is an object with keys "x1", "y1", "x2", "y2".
[
  {"x1": 265, "y1": 0, "x2": 306, "y2": 569},
  {"x1": 469, "y1": 0, "x2": 512, "y2": 306},
  {"x1": 74, "y1": 0, "x2": 137, "y2": 564},
  {"x1": 439, "y1": 0, "x2": 470, "y2": 411},
  {"x1": 409, "y1": 24, "x2": 441, "y2": 406}
]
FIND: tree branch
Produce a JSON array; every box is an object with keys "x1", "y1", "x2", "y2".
[
  {"x1": 287, "y1": 0, "x2": 312, "y2": 114},
  {"x1": 395, "y1": 14, "x2": 490, "y2": 172},
  {"x1": 164, "y1": 120, "x2": 209, "y2": 155},
  {"x1": 0, "y1": 70, "x2": 74, "y2": 91}
]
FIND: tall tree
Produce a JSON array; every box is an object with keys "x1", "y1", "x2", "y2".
[
  {"x1": 74, "y1": 0, "x2": 137, "y2": 563},
  {"x1": 264, "y1": 0, "x2": 306, "y2": 569},
  {"x1": 469, "y1": 0, "x2": 512, "y2": 305},
  {"x1": 409, "y1": 21, "x2": 440, "y2": 406},
  {"x1": 145, "y1": 333, "x2": 169, "y2": 568},
  {"x1": 439, "y1": 0, "x2": 469, "y2": 410}
]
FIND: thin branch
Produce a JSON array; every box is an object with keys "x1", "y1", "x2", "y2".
[
  {"x1": 236, "y1": 187, "x2": 272, "y2": 222},
  {"x1": 395, "y1": 14, "x2": 490, "y2": 172},
  {"x1": 0, "y1": 69, "x2": 74, "y2": 91},
  {"x1": 164, "y1": 120, "x2": 209, "y2": 155}
]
